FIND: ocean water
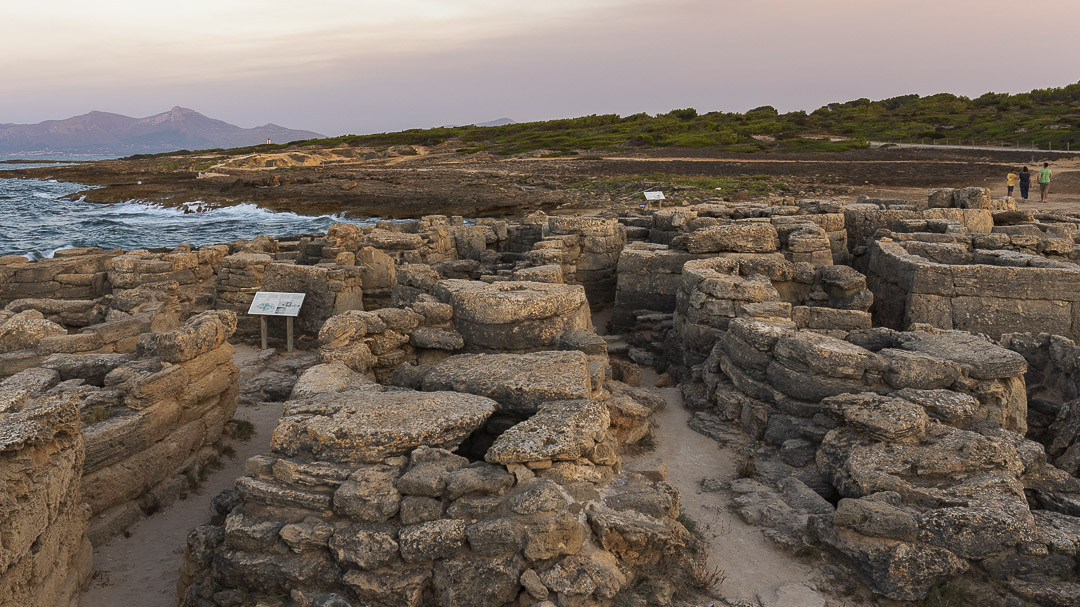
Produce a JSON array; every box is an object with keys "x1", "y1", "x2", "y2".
[{"x1": 0, "y1": 174, "x2": 367, "y2": 259}]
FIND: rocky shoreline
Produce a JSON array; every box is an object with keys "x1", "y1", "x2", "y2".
[{"x1": 6, "y1": 144, "x2": 1073, "y2": 220}]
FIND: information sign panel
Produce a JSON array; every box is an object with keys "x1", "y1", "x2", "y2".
[{"x1": 248, "y1": 292, "x2": 305, "y2": 317}]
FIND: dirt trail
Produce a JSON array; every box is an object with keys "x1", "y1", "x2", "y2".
[
  {"x1": 629, "y1": 369, "x2": 819, "y2": 603},
  {"x1": 78, "y1": 345, "x2": 283, "y2": 607}
]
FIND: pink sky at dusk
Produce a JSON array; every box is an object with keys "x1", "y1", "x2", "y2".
[{"x1": 2, "y1": 0, "x2": 1077, "y2": 136}]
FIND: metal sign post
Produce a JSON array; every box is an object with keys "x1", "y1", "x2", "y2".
[
  {"x1": 247, "y1": 291, "x2": 306, "y2": 353},
  {"x1": 643, "y1": 190, "x2": 666, "y2": 209}
]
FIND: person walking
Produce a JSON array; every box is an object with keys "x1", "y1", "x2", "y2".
[
  {"x1": 1018, "y1": 166, "x2": 1031, "y2": 201},
  {"x1": 1039, "y1": 162, "x2": 1053, "y2": 203},
  {"x1": 1007, "y1": 168, "x2": 1018, "y2": 197}
]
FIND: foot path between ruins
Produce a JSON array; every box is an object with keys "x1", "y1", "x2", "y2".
[
  {"x1": 634, "y1": 368, "x2": 821, "y2": 604},
  {"x1": 78, "y1": 346, "x2": 282, "y2": 607}
]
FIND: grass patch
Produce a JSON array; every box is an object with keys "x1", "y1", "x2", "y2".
[
  {"x1": 918, "y1": 583, "x2": 977, "y2": 607},
  {"x1": 204, "y1": 455, "x2": 224, "y2": 472},
  {"x1": 184, "y1": 469, "x2": 201, "y2": 493},
  {"x1": 736, "y1": 456, "x2": 756, "y2": 479},
  {"x1": 219, "y1": 444, "x2": 236, "y2": 459},
  {"x1": 677, "y1": 511, "x2": 700, "y2": 535},
  {"x1": 85, "y1": 405, "x2": 113, "y2": 425},
  {"x1": 229, "y1": 419, "x2": 255, "y2": 440}
]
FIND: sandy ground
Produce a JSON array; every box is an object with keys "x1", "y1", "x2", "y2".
[
  {"x1": 78, "y1": 345, "x2": 284, "y2": 607},
  {"x1": 629, "y1": 369, "x2": 827, "y2": 605},
  {"x1": 589, "y1": 303, "x2": 840, "y2": 605}
]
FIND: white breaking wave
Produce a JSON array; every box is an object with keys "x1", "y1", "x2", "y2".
[{"x1": 95, "y1": 200, "x2": 356, "y2": 224}]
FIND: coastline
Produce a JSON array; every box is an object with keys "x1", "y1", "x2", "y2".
[{"x1": 4, "y1": 143, "x2": 1080, "y2": 219}]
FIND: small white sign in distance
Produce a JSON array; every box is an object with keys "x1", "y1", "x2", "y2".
[
  {"x1": 643, "y1": 191, "x2": 666, "y2": 201},
  {"x1": 248, "y1": 292, "x2": 306, "y2": 317}
]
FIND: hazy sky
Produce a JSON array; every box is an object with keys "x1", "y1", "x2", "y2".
[{"x1": 2, "y1": 0, "x2": 1078, "y2": 136}]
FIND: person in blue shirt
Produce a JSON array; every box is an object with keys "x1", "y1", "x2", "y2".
[{"x1": 1018, "y1": 166, "x2": 1031, "y2": 201}]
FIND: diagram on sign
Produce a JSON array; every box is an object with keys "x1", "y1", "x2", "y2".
[{"x1": 247, "y1": 292, "x2": 306, "y2": 317}]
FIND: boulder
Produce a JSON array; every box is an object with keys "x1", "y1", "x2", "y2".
[
  {"x1": 434, "y1": 280, "x2": 591, "y2": 351},
  {"x1": 897, "y1": 330, "x2": 1027, "y2": 380},
  {"x1": 154, "y1": 310, "x2": 237, "y2": 363},
  {"x1": 0, "y1": 310, "x2": 65, "y2": 354}
]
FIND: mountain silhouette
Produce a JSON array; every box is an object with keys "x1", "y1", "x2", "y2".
[{"x1": 0, "y1": 107, "x2": 324, "y2": 155}]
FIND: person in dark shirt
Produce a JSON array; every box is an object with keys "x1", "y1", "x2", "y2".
[{"x1": 1018, "y1": 166, "x2": 1031, "y2": 201}]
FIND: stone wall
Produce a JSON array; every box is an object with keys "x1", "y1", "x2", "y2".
[
  {"x1": 866, "y1": 239, "x2": 1080, "y2": 340},
  {"x1": 49, "y1": 310, "x2": 240, "y2": 541},
  {"x1": 0, "y1": 389, "x2": 92, "y2": 607},
  {"x1": 318, "y1": 302, "x2": 464, "y2": 383},
  {"x1": 216, "y1": 254, "x2": 364, "y2": 338},
  {"x1": 703, "y1": 322, "x2": 1028, "y2": 444},
  {"x1": 179, "y1": 365, "x2": 686, "y2": 607},
  {"x1": 611, "y1": 206, "x2": 841, "y2": 336},
  {"x1": 0, "y1": 247, "x2": 117, "y2": 306},
  {"x1": 683, "y1": 318, "x2": 1080, "y2": 603},
  {"x1": 0, "y1": 288, "x2": 180, "y2": 379},
  {"x1": 299, "y1": 217, "x2": 507, "y2": 268},
  {"x1": 108, "y1": 245, "x2": 226, "y2": 315},
  {"x1": 673, "y1": 257, "x2": 873, "y2": 364},
  {"x1": 611, "y1": 243, "x2": 712, "y2": 332},
  {"x1": 523, "y1": 216, "x2": 626, "y2": 307}
]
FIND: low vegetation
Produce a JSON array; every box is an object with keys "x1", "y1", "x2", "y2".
[
  {"x1": 575, "y1": 174, "x2": 789, "y2": 200},
  {"x1": 126, "y1": 82, "x2": 1080, "y2": 161}
]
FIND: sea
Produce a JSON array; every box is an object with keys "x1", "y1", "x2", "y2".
[{"x1": 0, "y1": 157, "x2": 367, "y2": 259}]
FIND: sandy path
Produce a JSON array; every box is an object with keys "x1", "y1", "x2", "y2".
[
  {"x1": 629, "y1": 369, "x2": 818, "y2": 603},
  {"x1": 78, "y1": 346, "x2": 284, "y2": 607}
]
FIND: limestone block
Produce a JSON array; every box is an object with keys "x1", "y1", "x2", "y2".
[
  {"x1": 272, "y1": 390, "x2": 496, "y2": 463},
  {"x1": 422, "y1": 351, "x2": 592, "y2": 416}
]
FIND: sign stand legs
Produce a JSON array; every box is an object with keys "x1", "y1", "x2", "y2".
[
  {"x1": 260, "y1": 316, "x2": 268, "y2": 351},
  {"x1": 286, "y1": 317, "x2": 294, "y2": 354}
]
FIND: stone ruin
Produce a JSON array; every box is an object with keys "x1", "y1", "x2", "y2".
[
  {"x1": 0, "y1": 310, "x2": 238, "y2": 604},
  {"x1": 5, "y1": 186, "x2": 1080, "y2": 605}
]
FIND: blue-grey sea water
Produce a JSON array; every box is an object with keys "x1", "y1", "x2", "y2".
[{"x1": 0, "y1": 164, "x2": 366, "y2": 259}]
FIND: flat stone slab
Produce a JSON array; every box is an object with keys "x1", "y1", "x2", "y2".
[
  {"x1": 486, "y1": 399, "x2": 610, "y2": 465},
  {"x1": 433, "y1": 280, "x2": 588, "y2": 326},
  {"x1": 272, "y1": 390, "x2": 497, "y2": 463},
  {"x1": 421, "y1": 351, "x2": 592, "y2": 416},
  {"x1": 290, "y1": 363, "x2": 379, "y2": 399},
  {"x1": 898, "y1": 330, "x2": 1027, "y2": 379}
]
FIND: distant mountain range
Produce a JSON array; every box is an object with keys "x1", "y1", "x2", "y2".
[
  {"x1": 0, "y1": 107, "x2": 324, "y2": 155},
  {"x1": 441, "y1": 118, "x2": 517, "y2": 128}
]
